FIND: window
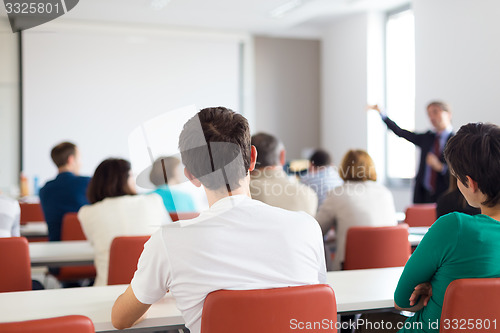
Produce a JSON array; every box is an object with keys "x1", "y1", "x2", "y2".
[{"x1": 385, "y1": 8, "x2": 416, "y2": 181}]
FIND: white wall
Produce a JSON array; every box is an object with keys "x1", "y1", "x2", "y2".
[
  {"x1": 321, "y1": 14, "x2": 368, "y2": 165},
  {"x1": 254, "y1": 36, "x2": 321, "y2": 160},
  {"x1": 0, "y1": 19, "x2": 20, "y2": 196},
  {"x1": 414, "y1": 0, "x2": 500, "y2": 130}
]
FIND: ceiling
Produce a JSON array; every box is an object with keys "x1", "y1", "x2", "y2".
[{"x1": 2, "y1": 0, "x2": 410, "y2": 37}]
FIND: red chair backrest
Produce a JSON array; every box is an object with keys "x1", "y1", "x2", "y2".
[
  {"x1": 56, "y1": 213, "x2": 96, "y2": 282},
  {"x1": 404, "y1": 204, "x2": 437, "y2": 227},
  {"x1": 201, "y1": 284, "x2": 337, "y2": 333},
  {"x1": 61, "y1": 213, "x2": 87, "y2": 241},
  {"x1": 0, "y1": 237, "x2": 31, "y2": 292},
  {"x1": 108, "y1": 236, "x2": 150, "y2": 285},
  {"x1": 0, "y1": 315, "x2": 95, "y2": 333},
  {"x1": 19, "y1": 203, "x2": 45, "y2": 225},
  {"x1": 343, "y1": 224, "x2": 411, "y2": 270},
  {"x1": 440, "y1": 278, "x2": 500, "y2": 333},
  {"x1": 169, "y1": 212, "x2": 200, "y2": 222}
]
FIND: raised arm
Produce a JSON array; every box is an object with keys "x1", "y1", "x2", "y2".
[{"x1": 368, "y1": 104, "x2": 424, "y2": 147}]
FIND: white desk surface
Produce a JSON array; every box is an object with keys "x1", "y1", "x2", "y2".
[
  {"x1": 0, "y1": 267, "x2": 404, "y2": 332},
  {"x1": 20, "y1": 222, "x2": 48, "y2": 237},
  {"x1": 29, "y1": 241, "x2": 94, "y2": 267}
]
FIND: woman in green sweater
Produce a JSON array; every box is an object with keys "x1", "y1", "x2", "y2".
[{"x1": 393, "y1": 122, "x2": 500, "y2": 332}]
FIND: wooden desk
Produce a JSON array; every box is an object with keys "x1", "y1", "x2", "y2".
[
  {"x1": 0, "y1": 267, "x2": 404, "y2": 332},
  {"x1": 29, "y1": 241, "x2": 94, "y2": 267}
]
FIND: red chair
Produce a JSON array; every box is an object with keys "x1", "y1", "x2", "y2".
[
  {"x1": 201, "y1": 284, "x2": 337, "y2": 333},
  {"x1": 53, "y1": 213, "x2": 96, "y2": 283},
  {"x1": 107, "y1": 236, "x2": 150, "y2": 285},
  {"x1": 19, "y1": 202, "x2": 45, "y2": 225},
  {"x1": 0, "y1": 237, "x2": 32, "y2": 292},
  {"x1": 440, "y1": 278, "x2": 500, "y2": 333},
  {"x1": 0, "y1": 315, "x2": 95, "y2": 333},
  {"x1": 404, "y1": 204, "x2": 437, "y2": 227},
  {"x1": 169, "y1": 212, "x2": 199, "y2": 222},
  {"x1": 343, "y1": 224, "x2": 411, "y2": 270}
]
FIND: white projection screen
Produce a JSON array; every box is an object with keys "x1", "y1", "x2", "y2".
[{"x1": 22, "y1": 23, "x2": 244, "y2": 189}]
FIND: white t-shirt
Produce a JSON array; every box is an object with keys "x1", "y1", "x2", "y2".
[
  {"x1": 315, "y1": 181, "x2": 397, "y2": 270},
  {"x1": 78, "y1": 194, "x2": 170, "y2": 286},
  {"x1": 0, "y1": 196, "x2": 20, "y2": 238},
  {"x1": 131, "y1": 194, "x2": 326, "y2": 333}
]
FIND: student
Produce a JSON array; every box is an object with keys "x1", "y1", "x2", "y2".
[
  {"x1": 300, "y1": 149, "x2": 343, "y2": 208},
  {"x1": 315, "y1": 149, "x2": 397, "y2": 271},
  {"x1": 0, "y1": 195, "x2": 20, "y2": 237},
  {"x1": 39, "y1": 142, "x2": 91, "y2": 241},
  {"x1": 112, "y1": 107, "x2": 326, "y2": 332},
  {"x1": 388, "y1": 123, "x2": 500, "y2": 333},
  {"x1": 149, "y1": 156, "x2": 196, "y2": 212},
  {"x1": 250, "y1": 132, "x2": 318, "y2": 216},
  {"x1": 436, "y1": 174, "x2": 481, "y2": 218},
  {"x1": 369, "y1": 102, "x2": 454, "y2": 204},
  {"x1": 78, "y1": 158, "x2": 169, "y2": 286}
]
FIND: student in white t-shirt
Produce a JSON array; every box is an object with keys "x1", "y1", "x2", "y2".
[
  {"x1": 112, "y1": 107, "x2": 327, "y2": 333},
  {"x1": 0, "y1": 195, "x2": 20, "y2": 237}
]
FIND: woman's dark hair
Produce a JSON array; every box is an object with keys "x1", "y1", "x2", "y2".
[
  {"x1": 310, "y1": 149, "x2": 332, "y2": 167},
  {"x1": 444, "y1": 123, "x2": 500, "y2": 207},
  {"x1": 87, "y1": 158, "x2": 136, "y2": 204}
]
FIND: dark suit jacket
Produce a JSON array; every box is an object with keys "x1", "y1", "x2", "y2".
[{"x1": 383, "y1": 116, "x2": 453, "y2": 203}]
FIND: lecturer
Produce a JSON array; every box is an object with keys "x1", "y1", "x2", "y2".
[{"x1": 369, "y1": 102, "x2": 453, "y2": 204}]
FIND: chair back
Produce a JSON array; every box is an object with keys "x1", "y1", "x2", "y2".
[
  {"x1": 108, "y1": 235, "x2": 150, "y2": 285},
  {"x1": 201, "y1": 284, "x2": 337, "y2": 333},
  {"x1": 0, "y1": 237, "x2": 31, "y2": 292},
  {"x1": 440, "y1": 278, "x2": 500, "y2": 333},
  {"x1": 343, "y1": 224, "x2": 410, "y2": 270},
  {"x1": 61, "y1": 213, "x2": 87, "y2": 241},
  {"x1": 169, "y1": 212, "x2": 199, "y2": 222},
  {"x1": 55, "y1": 213, "x2": 96, "y2": 282},
  {"x1": 404, "y1": 203, "x2": 437, "y2": 227},
  {"x1": 0, "y1": 315, "x2": 95, "y2": 333},
  {"x1": 19, "y1": 203, "x2": 45, "y2": 225}
]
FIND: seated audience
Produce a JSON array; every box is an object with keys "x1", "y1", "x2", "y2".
[
  {"x1": 389, "y1": 123, "x2": 500, "y2": 333},
  {"x1": 436, "y1": 174, "x2": 481, "y2": 218},
  {"x1": 111, "y1": 107, "x2": 326, "y2": 333},
  {"x1": 300, "y1": 149, "x2": 343, "y2": 207},
  {"x1": 250, "y1": 132, "x2": 318, "y2": 215},
  {"x1": 78, "y1": 158, "x2": 170, "y2": 286},
  {"x1": 0, "y1": 195, "x2": 20, "y2": 237},
  {"x1": 315, "y1": 149, "x2": 397, "y2": 271},
  {"x1": 149, "y1": 156, "x2": 196, "y2": 212},
  {"x1": 39, "y1": 142, "x2": 91, "y2": 241}
]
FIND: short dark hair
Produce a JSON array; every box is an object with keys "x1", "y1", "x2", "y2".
[
  {"x1": 310, "y1": 149, "x2": 332, "y2": 167},
  {"x1": 51, "y1": 142, "x2": 77, "y2": 167},
  {"x1": 427, "y1": 101, "x2": 451, "y2": 113},
  {"x1": 149, "y1": 156, "x2": 180, "y2": 186},
  {"x1": 178, "y1": 107, "x2": 251, "y2": 191},
  {"x1": 251, "y1": 133, "x2": 282, "y2": 168},
  {"x1": 444, "y1": 123, "x2": 500, "y2": 207},
  {"x1": 87, "y1": 158, "x2": 136, "y2": 204}
]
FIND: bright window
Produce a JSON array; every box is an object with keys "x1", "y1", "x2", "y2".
[{"x1": 385, "y1": 8, "x2": 416, "y2": 180}]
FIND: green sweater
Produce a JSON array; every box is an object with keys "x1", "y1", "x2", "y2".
[{"x1": 394, "y1": 212, "x2": 500, "y2": 332}]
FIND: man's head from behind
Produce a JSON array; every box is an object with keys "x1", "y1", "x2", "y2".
[
  {"x1": 251, "y1": 133, "x2": 285, "y2": 169},
  {"x1": 50, "y1": 141, "x2": 80, "y2": 174},
  {"x1": 178, "y1": 107, "x2": 252, "y2": 192},
  {"x1": 310, "y1": 149, "x2": 332, "y2": 169}
]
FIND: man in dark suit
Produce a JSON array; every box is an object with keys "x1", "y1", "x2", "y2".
[{"x1": 370, "y1": 102, "x2": 454, "y2": 203}]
